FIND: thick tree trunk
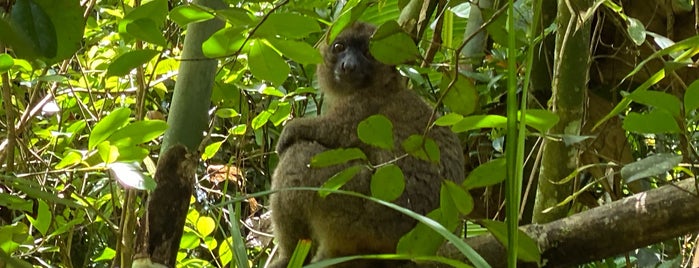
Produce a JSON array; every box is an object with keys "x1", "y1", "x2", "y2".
[
  {"x1": 441, "y1": 178, "x2": 699, "y2": 267},
  {"x1": 532, "y1": 0, "x2": 592, "y2": 223}
]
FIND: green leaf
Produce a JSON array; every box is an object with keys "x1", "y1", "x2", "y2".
[
  {"x1": 443, "y1": 180, "x2": 473, "y2": 215},
  {"x1": 0, "y1": 18, "x2": 38, "y2": 59},
  {"x1": 621, "y1": 153, "x2": 682, "y2": 183},
  {"x1": 288, "y1": 240, "x2": 313, "y2": 268},
  {"x1": 215, "y1": 108, "x2": 240, "y2": 118},
  {"x1": 219, "y1": 237, "x2": 234, "y2": 266},
  {"x1": 401, "y1": 135, "x2": 440, "y2": 163},
  {"x1": 440, "y1": 72, "x2": 478, "y2": 116},
  {"x1": 180, "y1": 231, "x2": 199, "y2": 249},
  {"x1": 109, "y1": 162, "x2": 155, "y2": 190},
  {"x1": 479, "y1": 219, "x2": 541, "y2": 263},
  {"x1": 249, "y1": 40, "x2": 289, "y2": 85},
  {"x1": 319, "y1": 165, "x2": 363, "y2": 198},
  {"x1": 434, "y1": 113, "x2": 464, "y2": 127},
  {"x1": 197, "y1": 216, "x2": 216, "y2": 237},
  {"x1": 169, "y1": 5, "x2": 215, "y2": 27},
  {"x1": 0, "y1": 54, "x2": 14, "y2": 73},
  {"x1": 89, "y1": 107, "x2": 131, "y2": 150},
  {"x1": 94, "y1": 247, "x2": 116, "y2": 262},
  {"x1": 357, "y1": 115, "x2": 394, "y2": 150},
  {"x1": 33, "y1": 0, "x2": 84, "y2": 63},
  {"x1": 627, "y1": 90, "x2": 682, "y2": 118},
  {"x1": 108, "y1": 120, "x2": 168, "y2": 147},
  {"x1": 255, "y1": 13, "x2": 320, "y2": 39},
  {"x1": 267, "y1": 38, "x2": 322, "y2": 64},
  {"x1": 10, "y1": 0, "x2": 57, "y2": 58},
  {"x1": 216, "y1": 8, "x2": 254, "y2": 27},
  {"x1": 119, "y1": 0, "x2": 168, "y2": 33},
  {"x1": 396, "y1": 209, "x2": 445, "y2": 256},
  {"x1": 125, "y1": 18, "x2": 168, "y2": 46},
  {"x1": 106, "y1": 49, "x2": 159, "y2": 77},
  {"x1": 522, "y1": 109, "x2": 559, "y2": 133},
  {"x1": 270, "y1": 102, "x2": 292, "y2": 126},
  {"x1": 452, "y1": 115, "x2": 508, "y2": 133},
  {"x1": 463, "y1": 158, "x2": 506, "y2": 189},
  {"x1": 328, "y1": 0, "x2": 370, "y2": 42},
  {"x1": 229, "y1": 124, "x2": 247, "y2": 135},
  {"x1": 115, "y1": 146, "x2": 150, "y2": 163},
  {"x1": 26, "y1": 200, "x2": 51, "y2": 236},
  {"x1": 251, "y1": 110, "x2": 272, "y2": 129},
  {"x1": 310, "y1": 148, "x2": 367, "y2": 168},
  {"x1": 202, "y1": 141, "x2": 223, "y2": 161},
  {"x1": 0, "y1": 222, "x2": 29, "y2": 254},
  {"x1": 626, "y1": 17, "x2": 646, "y2": 46},
  {"x1": 202, "y1": 26, "x2": 245, "y2": 58},
  {"x1": 684, "y1": 80, "x2": 699, "y2": 113},
  {"x1": 97, "y1": 142, "x2": 119, "y2": 164},
  {"x1": 370, "y1": 164, "x2": 405, "y2": 202},
  {"x1": 622, "y1": 110, "x2": 680, "y2": 134},
  {"x1": 369, "y1": 21, "x2": 419, "y2": 65},
  {"x1": 55, "y1": 150, "x2": 83, "y2": 169}
]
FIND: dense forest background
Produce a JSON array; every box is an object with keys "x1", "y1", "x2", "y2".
[{"x1": 1, "y1": 0, "x2": 699, "y2": 267}]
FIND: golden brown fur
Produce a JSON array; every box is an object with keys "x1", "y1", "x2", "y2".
[{"x1": 270, "y1": 22, "x2": 464, "y2": 268}]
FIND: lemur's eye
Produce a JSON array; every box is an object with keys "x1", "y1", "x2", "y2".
[{"x1": 331, "y1": 43, "x2": 346, "y2": 53}]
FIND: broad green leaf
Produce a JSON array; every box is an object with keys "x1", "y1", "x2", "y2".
[
  {"x1": 0, "y1": 193, "x2": 32, "y2": 212},
  {"x1": 401, "y1": 135, "x2": 440, "y2": 163},
  {"x1": 319, "y1": 165, "x2": 362, "y2": 198},
  {"x1": 440, "y1": 72, "x2": 478, "y2": 116},
  {"x1": 10, "y1": 0, "x2": 56, "y2": 58},
  {"x1": 229, "y1": 124, "x2": 247, "y2": 135},
  {"x1": 522, "y1": 109, "x2": 559, "y2": 133},
  {"x1": 463, "y1": 158, "x2": 506, "y2": 189},
  {"x1": 370, "y1": 164, "x2": 405, "y2": 202},
  {"x1": 215, "y1": 108, "x2": 239, "y2": 118},
  {"x1": 5, "y1": 177, "x2": 81, "y2": 209},
  {"x1": 0, "y1": 54, "x2": 14, "y2": 73},
  {"x1": 108, "y1": 120, "x2": 168, "y2": 147},
  {"x1": 369, "y1": 21, "x2": 419, "y2": 65},
  {"x1": 684, "y1": 80, "x2": 699, "y2": 113},
  {"x1": 396, "y1": 209, "x2": 445, "y2": 256},
  {"x1": 0, "y1": 222, "x2": 29, "y2": 254},
  {"x1": 479, "y1": 220, "x2": 541, "y2": 263},
  {"x1": 216, "y1": 8, "x2": 254, "y2": 27},
  {"x1": 89, "y1": 107, "x2": 131, "y2": 150},
  {"x1": 204, "y1": 236, "x2": 218, "y2": 250},
  {"x1": 219, "y1": 237, "x2": 234, "y2": 266},
  {"x1": 259, "y1": 86, "x2": 285, "y2": 97},
  {"x1": 109, "y1": 162, "x2": 155, "y2": 190},
  {"x1": 55, "y1": 150, "x2": 83, "y2": 169},
  {"x1": 26, "y1": 200, "x2": 51, "y2": 236},
  {"x1": 97, "y1": 142, "x2": 119, "y2": 164},
  {"x1": 197, "y1": 216, "x2": 216, "y2": 237},
  {"x1": 115, "y1": 146, "x2": 150, "y2": 163},
  {"x1": 443, "y1": 180, "x2": 473, "y2": 215},
  {"x1": 202, "y1": 27, "x2": 245, "y2": 58},
  {"x1": 169, "y1": 5, "x2": 215, "y2": 27},
  {"x1": 255, "y1": 13, "x2": 320, "y2": 39},
  {"x1": 358, "y1": 115, "x2": 394, "y2": 150},
  {"x1": 621, "y1": 153, "x2": 682, "y2": 183},
  {"x1": 0, "y1": 18, "x2": 38, "y2": 59},
  {"x1": 106, "y1": 49, "x2": 159, "y2": 77},
  {"x1": 310, "y1": 148, "x2": 367, "y2": 168},
  {"x1": 434, "y1": 113, "x2": 464, "y2": 127},
  {"x1": 622, "y1": 110, "x2": 680, "y2": 134},
  {"x1": 249, "y1": 40, "x2": 289, "y2": 85},
  {"x1": 267, "y1": 38, "x2": 322, "y2": 64},
  {"x1": 180, "y1": 231, "x2": 199, "y2": 249},
  {"x1": 270, "y1": 102, "x2": 291, "y2": 126},
  {"x1": 627, "y1": 90, "x2": 681, "y2": 118},
  {"x1": 125, "y1": 18, "x2": 168, "y2": 46},
  {"x1": 251, "y1": 110, "x2": 272, "y2": 129},
  {"x1": 202, "y1": 141, "x2": 223, "y2": 161},
  {"x1": 119, "y1": 0, "x2": 168, "y2": 33},
  {"x1": 452, "y1": 115, "x2": 508, "y2": 133},
  {"x1": 94, "y1": 248, "x2": 116, "y2": 262},
  {"x1": 626, "y1": 17, "x2": 646, "y2": 46}
]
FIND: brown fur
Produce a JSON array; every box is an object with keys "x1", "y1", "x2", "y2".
[{"x1": 270, "y1": 22, "x2": 464, "y2": 268}]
